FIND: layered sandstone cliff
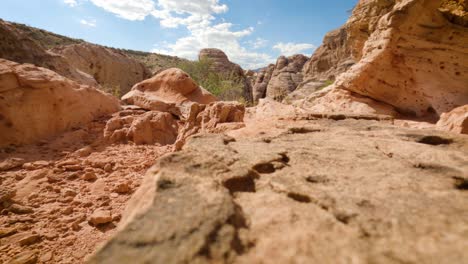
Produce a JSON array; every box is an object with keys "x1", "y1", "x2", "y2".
[{"x1": 52, "y1": 44, "x2": 151, "y2": 95}]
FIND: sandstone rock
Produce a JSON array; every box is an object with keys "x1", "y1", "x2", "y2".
[
  {"x1": 0, "y1": 187, "x2": 16, "y2": 203},
  {"x1": 333, "y1": 0, "x2": 468, "y2": 117},
  {"x1": 0, "y1": 19, "x2": 97, "y2": 86},
  {"x1": 265, "y1": 55, "x2": 309, "y2": 101},
  {"x1": 90, "y1": 120, "x2": 468, "y2": 263},
  {"x1": 252, "y1": 64, "x2": 275, "y2": 102},
  {"x1": 89, "y1": 209, "x2": 112, "y2": 226},
  {"x1": 9, "y1": 204, "x2": 34, "y2": 214},
  {"x1": 199, "y1": 48, "x2": 253, "y2": 102},
  {"x1": 81, "y1": 172, "x2": 97, "y2": 181},
  {"x1": 0, "y1": 158, "x2": 25, "y2": 171},
  {"x1": 174, "y1": 101, "x2": 245, "y2": 150},
  {"x1": 436, "y1": 105, "x2": 468, "y2": 134},
  {"x1": 0, "y1": 59, "x2": 120, "y2": 147},
  {"x1": 104, "y1": 110, "x2": 178, "y2": 145},
  {"x1": 122, "y1": 68, "x2": 217, "y2": 114},
  {"x1": 0, "y1": 228, "x2": 17, "y2": 238},
  {"x1": 18, "y1": 234, "x2": 41, "y2": 246},
  {"x1": 298, "y1": 86, "x2": 398, "y2": 116},
  {"x1": 52, "y1": 43, "x2": 151, "y2": 95},
  {"x1": 9, "y1": 251, "x2": 38, "y2": 264},
  {"x1": 302, "y1": 0, "x2": 395, "y2": 82}
]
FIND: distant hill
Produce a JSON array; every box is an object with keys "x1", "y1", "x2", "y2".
[{"x1": 10, "y1": 21, "x2": 191, "y2": 73}]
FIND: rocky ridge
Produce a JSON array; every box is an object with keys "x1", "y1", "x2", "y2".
[{"x1": 52, "y1": 44, "x2": 151, "y2": 95}]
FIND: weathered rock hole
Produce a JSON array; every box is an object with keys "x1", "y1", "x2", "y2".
[
  {"x1": 454, "y1": 177, "x2": 468, "y2": 190},
  {"x1": 417, "y1": 136, "x2": 453, "y2": 146},
  {"x1": 288, "y1": 127, "x2": 321, "y2": 134},
  {"x1": 253, "y1": 163, "x2": 276, "y2": 174},
  {"x1": 287, "y1": 193, "x2": 311, "y2": 203},
  {"x1": 223, "y1": 174, "x2": 257, "y2": 194},
  {"x1": 306, "y1": 175, "x2": 329, "y2": 184},
  {"x1": 280, "y1": 153, "x2": 290, "y2": 163},
  {"x1": 157, "y1": 179, "x2": 176, "y2": 190}
]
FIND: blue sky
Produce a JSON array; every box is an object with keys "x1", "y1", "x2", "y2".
[{"x1": 0, "y1": 0, "x2": 357, "y2": 69}]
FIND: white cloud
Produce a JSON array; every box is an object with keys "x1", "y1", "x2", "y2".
[
  {"x1": 87, "y1": 0, "x2": 276, "y2": 69},
  {"x1": 247, "y1": 38, "x2": 268, "y2": 49},
  {"x1": 273, "y1": 42, "x2": 316, "y2": 56},
  {"x1": 80, "y1": 19, "x2": 97, "y2": 27},
  {"x1": 90, "y1": 0, "x2": 155, "y2": 20},
  {"x1": 64, "y1": 0, "x2": 78, "y2": 7}
]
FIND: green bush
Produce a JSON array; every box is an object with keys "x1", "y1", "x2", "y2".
[{"x1": 176, "y1": 59, "x2": 246, "y2": 103}]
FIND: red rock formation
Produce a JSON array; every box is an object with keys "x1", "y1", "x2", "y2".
[
  {"x1": 52, "y1": 43, "x2": 151, "y2": 95},
  {"x1": 0, "y1": 59, "x2": 120, "y2": 147}
]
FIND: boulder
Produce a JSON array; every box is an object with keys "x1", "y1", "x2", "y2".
[
  {"x1": 0, "y1": 59, "x2": 120, "y2": 147},
  {"x1": 436, "y1": 105, "x2": 468, "y2": 134},
  {"x1": 265, "y1": 55, "x2": 309, "y2": 101},
  {"x1": 333, "y1": 0, "x2": 468, "y2": 117},
  {"x1": 90, "y1": 121, "x2": 468, "y2": 263},
  {"x1": 104, "y1": 110, "x2": 178, "y2": 145},
  {"x1": 122, "y1": 68, "x2": 217, "y2": 114},
  {"x1": 0, "y1": 19, "x2": 97, "y2": 86},
  {"x1": 52, "y1": 43, "x2": 151, "y2": 95}
]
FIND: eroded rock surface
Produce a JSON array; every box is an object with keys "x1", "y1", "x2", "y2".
[
  {"x1": 52, "y1": 44, "x2": 151, "y2": 95},
  {"x1": 334, "y1": 0, "x2": 468, "y2": 117},
  {"x1": 122, "y1": 68, "x2": 217, "y2": 114},
  {"x1": 90, "y1": 111, "x2": 468, "y2": 263},
  {"x1": 436, "y1": 105, "x2": 468, "y2": 134},
  {"x1": 265, "y1": 55, "x2": 308, "y2": 101},
  {"x1": 0, "y1": 59, "x2": 120, "y2": 147}
]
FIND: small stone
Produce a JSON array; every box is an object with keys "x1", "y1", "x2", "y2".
[
  {"x1": 63, "y1": 207, "x2": 74, "y2": 215},
  {"x1": 39, "y1": 251, "x2": 53, "y2": 262},
  {"x1": 0, "y1": 187, "x2": 16, "y2": 203},
  {"x1": 104, "y1": 164, "x2": 113, "y2": 172},
  {"x1": 30, "y1": 169, "x2": 49, "y2": 180},
  {"x1": 0, "y1": 158, "x2": 25, "y2": 171},
  {"x1": 9, "y1": 251, "x2": 38, "y2": 264},
  {"x1": 47, "y1": 174, "x2": 61, "y2": 183},
  {"x1": 81, "y1": 172, "x2": 97, "y2": 181},
  {"x1": 19, "y1": 234, "x2": 41, "y2": 246},
  {"x1": 9, "y1": 204, "x2": 34, "y2": 214},
  {"x1": 63, "y1": 165, "x2": 83, "y2": 172},
  {"x1": 114, "y1": 182, "x2": 131, "y2": 194},
  {"x1": 75, "y1": 146, "x2": 93, "y2": 157},
  {"x1": 64, "y1": 189, "x2": 77, "y2": 197},
  {"x1": 22, "y1": 161, "x2": 50, "y2": 170},
  {"x1": 0, "y1": 227, "x2": 17, "y2": 238},
  {"x1": 89, "y1": 209, "x2": 112, "y2": 226}
]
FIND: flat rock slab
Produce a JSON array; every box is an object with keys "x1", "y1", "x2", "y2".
[{"x1": 89, "y1": 119, "x2": 468, "y2": 263}]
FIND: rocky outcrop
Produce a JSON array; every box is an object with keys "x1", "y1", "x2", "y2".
[
  {"x1": 0, "y1": 59, "x2": 120, "y2": 147},
  {"x1": 252, "y1": 64, "x2": 275, "y2": 102},
  {"x1": 332, "y1": 0, "x2": 468, "y2": 118},
  {"x1": 90, "y1": 110, "x2": 468, "y2": 263},
  {"x1": 302, "y1": 0, "x2": 395, "y2": 82},
  {"x1": 199, "y1": 48, "x2": 253, "y2": 103},
  {"x1": 52, "y1": 44, "x2": 151, "y2": 95},
  {"x1": 0, "y1": 19, "x2": 97, "y2": 86},
  {"x1": 106, "y1": 68, "x2": 245, "y2": 148},
  {"x1": 122, "y1": 68, "x2": 217, "y2": 114},
  {"x1": 436, "y1": 105, "x2": 468, "y2": 134},
  {"x1": 265, "y1": 55, "x2": 309, "y2": 101}
]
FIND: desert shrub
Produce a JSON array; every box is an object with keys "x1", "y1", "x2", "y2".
[
  {"x1": 177, "y1": 59, "x2": 246, "y2": 103},
  {"x1": 319, "y1": 80, "x2": 334, "y2": 90}
]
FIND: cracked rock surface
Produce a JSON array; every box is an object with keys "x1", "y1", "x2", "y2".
[{"x1": 90, "y1": 115, "x2": 468, "y2": 263}]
